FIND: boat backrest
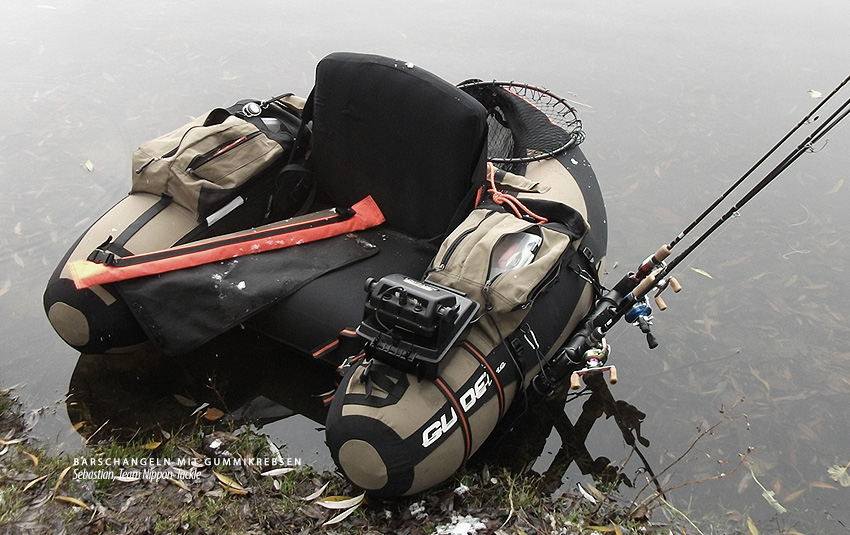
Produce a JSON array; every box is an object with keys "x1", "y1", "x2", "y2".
[{"x1": 307, "y1": 52, "x2": 488, "y2": 240}]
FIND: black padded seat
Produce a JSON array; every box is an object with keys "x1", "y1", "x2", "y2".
[
  {"x1": 309, "y1": 52, "x2": 488, "y2": 240},
  {"x1": 247, "y1": 53, "x2": 489, "y2": 359}
]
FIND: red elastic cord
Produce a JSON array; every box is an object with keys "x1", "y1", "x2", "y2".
[{"x1": 486, "y1": 162, "x2": 548, "y2": 224}]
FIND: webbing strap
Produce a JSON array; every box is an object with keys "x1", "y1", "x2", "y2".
[{"x1": 87, "y1": 194, "x2": 173, "y2": 264}]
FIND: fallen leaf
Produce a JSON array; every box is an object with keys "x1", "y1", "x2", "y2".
[
  {"x1": 577, "y1": 483, "x2": 598, "y2": 504},
  {"x1": 750, "y1": 367, "x2": 771, "y2": 393},
  {"x1": 825, "y1": 179, "x2": 844, "y2": 195},
  {"x1": 54, "y1": 495, "x2": 91, "y2": 510},
  {"x1": 323, "y1": 503, "x2": 361, "y2": 526},
  {"x1": 14, "y1": 222, "x2": 21, "y2": 235},
  {"x1": 261, "y1": 467, "x2": 295, "y2": 477},
  {"x1": 85, "y1": 160, "x2": 94, "y2": 172},
  {"x1": 827, "y1": 462, "x2": 850, "y2": 486},
  {"x1": 315, "y1": 493, "x2": 364, "y2": 510},
  {"x1": 52, "y1": 465, "x2": 73, "y2": 497},
  {"x1": 630, "y1": 504, "x2": 649, "y2": 522},
  {"x1": 810, "y1": 481, "x2": 837, "y2": 490},
  {"x1": 782, "y1": 488, "x2": 807, "y2": 503},
  {"x1": 213, "y1": 471, "x2": 248, "y2": 495},
  {"x1": 23, "y1": 475, "x2": 48, "y2": 492},
  {"x1": 585, "y1": 482, "x2": 605, "y2": 502},
  {"x1": 747, "y1": 516, "x2": 759, "y2": 535},
  {"x1": 809, "y1": 89, "x2": 822, "y2": 99},
  {"x1": 726, "y1": 510, "x2": 744, "y2": 522},
  {"x1": 203, "y1": 407, "x2": 225, "y2": 421},
  {"x1": 166, "y1": 477, "x2": 189, "y2": 491},
  {"x1": 300, "y1": 481, "x2": 329, "y2": 501},
  {"x1": 690, "y1": 267, "x2": 713, "y2": 279},
  {"x1": 24, "y1": 451, "x2": 38, "y2": 467},
  {"x1": 141, "y1": 441, "x2": 162, "y2": 450}
]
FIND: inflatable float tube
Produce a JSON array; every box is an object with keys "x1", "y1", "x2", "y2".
[{"x1": 43, "y1": 52, "x2": 608, "y2": 496}]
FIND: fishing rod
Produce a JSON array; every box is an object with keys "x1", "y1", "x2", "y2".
[
  {"x1": 530, "y1": 74, "x2": 850, "y2": 400},
  {"x1": 668, "y1": 73, "x2": 850, "y2": 251}
]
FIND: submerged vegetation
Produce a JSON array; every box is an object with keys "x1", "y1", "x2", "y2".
[{"x1": 0, "y1": 383, "x2": 796, "y2": 535}]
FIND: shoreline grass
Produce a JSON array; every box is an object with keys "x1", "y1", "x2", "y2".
[{"x1": 0, "y1": 386, "x2": 726, "y2": 535}]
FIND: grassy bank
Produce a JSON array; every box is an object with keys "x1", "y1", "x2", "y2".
[{"x1": 0, "y1": 386, "x2": 705, "y2": 535}]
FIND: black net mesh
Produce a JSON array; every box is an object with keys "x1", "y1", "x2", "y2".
[{"x1": 459, "y1": 82, "x2": 584, "y2": 173}]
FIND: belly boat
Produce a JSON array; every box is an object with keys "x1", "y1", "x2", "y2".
[{"x1": 43, "y1": 52, "x2": 608, "y2": 496}]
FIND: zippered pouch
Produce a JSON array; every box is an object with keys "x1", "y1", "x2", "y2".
[
  {"x1": 426, "y1": 208, "x2": 575, "y2": 344},
  {"x1": 130, "y1": 101, "x2": 299, "y2": 221}
]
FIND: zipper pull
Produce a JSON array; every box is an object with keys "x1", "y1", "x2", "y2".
[
  {"x1": 482, "y1": 277, "x2": 498, "y2": 311},
  {"x1": 135, "y1": 157, "x2": 157, "y2": 174}
]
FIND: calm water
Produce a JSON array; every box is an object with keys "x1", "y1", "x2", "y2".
[{"x1": 2, "y1": 0, "x2": 849, "y2": 532}]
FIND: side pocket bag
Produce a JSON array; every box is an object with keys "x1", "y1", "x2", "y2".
[
  {"x1": 426, "y1": 208, "x2": 577, "y2": 343},
  {"x1": 131, "y1": 101, "x2": 298, "y2": 220}
]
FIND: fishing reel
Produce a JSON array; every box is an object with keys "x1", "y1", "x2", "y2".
[{"x1": 568, "y1": 337, "x2": 618, "y2": 390}]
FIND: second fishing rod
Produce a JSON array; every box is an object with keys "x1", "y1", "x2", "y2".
[{"x1": 529, "y1": 73, "x2": 850, "y2": 399}]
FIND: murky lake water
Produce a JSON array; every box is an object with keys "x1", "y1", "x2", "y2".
[{"x1": 2, "y1": 0, "x2": 849, "y2": 531}]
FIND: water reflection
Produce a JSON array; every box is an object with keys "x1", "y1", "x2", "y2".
[
  {"x1": 66, "y1": 329, "x2": 335, "y2": 445},
  {"x1": 475, "y1": 373, "x2": 658, "y2": 498},
  {"x1": 67, "y1": 327, "x2": 661, "y2": 503}
]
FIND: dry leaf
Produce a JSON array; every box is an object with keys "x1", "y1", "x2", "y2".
[
  {"x1": 141, "y1": 441, "x2": 162, "y2": 450},
  {"x1": 577, "y1": 483, "x2": 598, "y2": 504},
  {"x1": 203, "y1": 407, "x2": 225, "y2": 421},
  {"x1": 782, "y1": 488, "x2": 807, "y2": 502},
  {"x1": 52, "y1": 465, "x2": 73, "y2": 497},
  {"x1": 300, "y1": 481, "x2": 329, "y2": 501},
  {"x1": 690, "y1": 267, "x2": 713, "y2": 279},
  {"x1": 747, "y1": 516, "x2": 759, "y2": 535},
  {"x1": 166, "y1": 477, "x2": 189, "y2": 491},
  {"x1": 585, "y1": 482, "x2": 605, "y2": 502},
  {"x1": 84, "y1": 160, "x2": 94, "y2": 172},
  {"x1": 213, "y1": 471, "x2": 249, "y2": 495},
  {"x1": 827, "y1": 462, "x2": 850, "y2": 486},
  {"x1": 726, "y1": 510, "x2": 744, "y2": 522},
  {"x1": 24, "y1": 475, "x2": 48, "y2": 492},
  {"x1": 315, "y1": 493, "x2": 364, "y2": 510},
  {"x1": 261, "y1": 467, "x2": 295, "y2": 477},
  {"x1": 323, "y1": 503, "x2": 362, "y2": 526},
  {"x1": 24, "y1": 451, "x2": 39, "y2": 467},
  {"x1": 55, "y1": 495, "x2": 91, "y2": 510},
  {"x1": 825, "y1": 179, "x2": 844, "y2": 195}
]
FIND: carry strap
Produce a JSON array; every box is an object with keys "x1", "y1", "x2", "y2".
[{"x1": 87, "y1": 193, "x2": 173, "y2": 264}]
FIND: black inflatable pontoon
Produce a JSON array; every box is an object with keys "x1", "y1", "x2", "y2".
[{"x1": 44, "y1": 52, "x2": 607, "y2": 496}]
